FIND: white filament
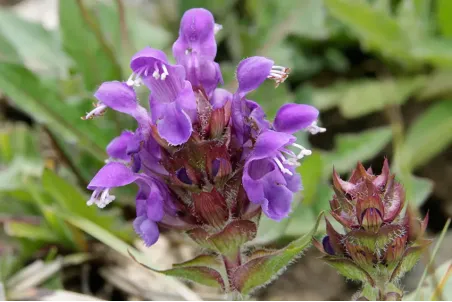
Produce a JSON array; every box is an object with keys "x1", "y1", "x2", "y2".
[
  {"x1": 87, "y1": 188, "x2": 115, "y2": 208},
  {"x1": 273, "y1": 157, "x2": 293, "y2": 176},
  {"x1": 306, "y1": 121, "x2": 326, "y2": 135},
  {"x1": 84, "y1": 104, "x2": 107, "y2": 120}
]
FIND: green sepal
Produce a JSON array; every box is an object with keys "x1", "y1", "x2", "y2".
[
  {"x1": 346, "y1": 224, "x2": 403, "y2": 251},
  {"x1": 390, "y1": 240, "x2": 432, "y2": 281},
  {"x1": 186, "y1": 220, "x2": 257, "y2": 257},
  {"x1": 230, "y1": 212, "x2": 323, "y2": 295},
  {"x1": 323, "y1": 256, "x2": 375, "y2": 286},
  {"x1": 209, "y1": 220, "x2": 257, "y2": 257}
]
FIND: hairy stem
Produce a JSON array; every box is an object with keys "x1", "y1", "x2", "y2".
[{"x1": 222, "y1": 248, "x2": 241, "y2": 293}]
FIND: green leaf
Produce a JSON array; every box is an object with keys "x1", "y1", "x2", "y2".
[
  {"x1": 231, "y1": 212, "x2": 323, "y2": 294},
  {"x1": 338, "y1": 77, "x2": 425, "y2": 118},
  {"x1": 412, "y1": 218, "x2": 451, "y2": 300},
  {"x1": 59, "y1": 0, "x2": 122, "y2": 90},
  {"x1": 95, "y1": 1, "x2": 171, "y2": 72},
  {"x1": 297, "y1": 153, "x2": 323, "y2": 206},
  {"x1": 0, "y1": 63, "x2": 109, "y2": 160},
  {"x1": 156, "y1": 266, "x2": 225, "y2": 289},
  {"x1": 0, "y1": 157, "x2": 42, "y2": 191},
  {"x1": 411, "y1": 39, "x2": 452, "y2": 67},
  {"x1": 4, "y1": 222, "x2": 59, "y2": 242},
  {"x1": 0, "y1": 30, "x2": 20, "y2": 63},
  {"x1": 408, "y1": 260, "x2": 452, "y2": 301},
  {"x1": 323, "y1": 127, "x2": 393, "y2": 174},
  {"x1": 437, "y1": 0, "x2": 452, "y2": 38},
  {"x1": 173, "y1": 255, "x2": 223, "y2": 271},
  {"x1": 400, "y1": 100, "x2": 452, "y2": 170},
  {"x1": 254, "y1": 215, "x2": 291, "y2": 245},
  {"x1": 129, "y1": 249, "x2": 225, "y2": 289},
  {"x1": 63, "y1": 213, "x2": 138, "y2": 258},
  {"x1": 179, "y1": 0, "x2": 237, "y2": 17},
  {"x1": 26, "y1": 183, "x2": 80, "y2": 250},
  {"x1": 416, "y1": 71, "x2": 452, "y2": 101},
  {"x1": 324, "y1": 0, "x2": 409, "y2": 59},
  {"x1": 0, "y1": 10, "x2": 69, "y2": 75},
  {"x1": 42, "y1": 169, "x2": 131, "y2": 240},
  {"x1": 406, "y1": 175, "x2": 434, "y2": 208}
]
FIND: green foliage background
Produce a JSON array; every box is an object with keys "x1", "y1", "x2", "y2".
[{"x1": 0, "y1": 0, "x2": 451, "y2": 299}]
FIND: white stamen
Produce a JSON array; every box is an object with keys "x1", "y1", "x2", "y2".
[
  {"x1": 185, "y1": 49, "x2": 190, "y2": 55},
  {"x1": 83, "y1": 103, "x2": 107, "y2": 120},
  {"x1": 160, "y1": 64, "x2": 169, "y2": 80},
  {"x1": 127, "y1": 69, "x2": 145, "y2": 87},
  {"x1": 292, "y1": 143, "x2": 312, "y2": 159},
  {"x1": 152, "y1": 67, "x2": 160, "y2": 80},
  {"x1": 87, "y1": 188, "x2": 115, "y2": 208},
  {"x1": 267, "y1": 65, "x2": 290, "y2": 87},
  {"x1": 273, "y1": 157, "x2": 293, "y2": 176},
  {"x1": 214, "y1": 23, "x2": 223, "y2": 35},
  {"x1": 126, "y1": 73, "x2": 136, "y2": 86},
  {"x1": 104, "y1": 158, "x2": 129, "y2": 165},
  {"x1": 306, "y1": 121, "x2": 326, "y2": 135}
]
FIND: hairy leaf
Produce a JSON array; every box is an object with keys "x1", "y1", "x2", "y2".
[{"x1": 231, "y1": 212, "x2": 323, "y2": 294}]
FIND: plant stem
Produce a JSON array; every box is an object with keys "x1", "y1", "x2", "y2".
[{"x1": 222, "y1": 248, "x2": 241, "y2": 293}]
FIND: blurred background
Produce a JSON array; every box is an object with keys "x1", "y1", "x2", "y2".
[{"x1": 0, "y1": 0, "x2": 451, "y2": 300}]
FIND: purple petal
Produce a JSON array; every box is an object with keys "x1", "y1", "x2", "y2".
[
  {"x1": 133, "y1": 216, "x2": 160, "y2": 246},
  {"x1": 246, "y1": 99, "x2": 271, "y2": 131},
  {"x1": 284, "y1": 167, "x2": 302, "y2": 193},
  {"x1": 322, "y1": 236, "x2": 336, "y2": 255},
  {"x1": 146, "y1": 191, "x2": 164, "y2": 221},
  {"x1": 179, "y1": 56, "x2": 221, "y2": 94},
  {"x1": 94, "y1": 81, "x2": 137, "y2": 114},
  {"x1": 131, "y1": 47, "x2": 187, "y2": 103},
  {"x1": 173, "y1": 8, "x2": 217, "y2": 61},
  {"x1": 236, "y1": 56, "x2": 274, "y2": 96},
  {"x1": 172, "y1": 9, "x2": 221, "y2": 96},
  {"x1": 88, "y1": 162, "x2": 137, "y2": 190},
  {"x1": 243, "y1": 162, "x2": 267, "y2": 203},
  {"x1": 211, "y1": 88, "x2": 232, "y2": 109},
  {"x1": 274, "y1": 104, "x2": 319, "y2": 134},
  {"x1": 175, "y1": 81, "x2": 197, "y2": 121},
  {"x1": 94, "y1": 81, "x2": 149, "y2": 125},
  {"x1": 130, "y1": 47, "x2": 169, "y2": 72},
  {"x1": 251, "y1": 130, "x2": 295, "y2": 160},
  {"x1": 156, "y1": 102, "x2": 193, "y2": 145},
  {"x1": 261, "y1": 183, "x2": 293, "y2": 220},
  {"x1": 106, "y1": 131, "x2": 134, "y2": 160},
  {"x1": 243, "y1": 158, "x2": 293, "y2": 220}
]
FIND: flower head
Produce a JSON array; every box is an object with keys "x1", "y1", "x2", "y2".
[
  {"x1": 315, "y1": 160, "x2": 431, "y2": 300},
  {"x1": 84, "y1": 8, "x2": 325, "y2": 249}
]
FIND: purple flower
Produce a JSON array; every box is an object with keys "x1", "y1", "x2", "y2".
[
  {"x1": 133, "y1": 177, "x2": 168, "y2": 246},
  {"x1": 106, "y1": 131, "x2": 134, "y2": 162},
  {"x1": 231, "y1": 56, "x2": 291, "y2": 144},
  {"x1": 84, "y1": 8, "x2": 326, "y2": 247},
  {"x1": 273, "y1": 104, "x2": 320, "y2": 134},
  {"x1": 129, "y1": 47, "x2": 197, "y2": 146},
  {"x1": 241, "y1": 104, "x2": 324, "y2": 220},
  {"x1": 172, "y1": 8, "x2": 222, "y2": 96},
  {"x1": 86, "y1": 81, "x2": 150, "y2": 128},
  {"x1": 243, "y1": 131, "x2": 302, "y2": 220},
  {"x1": 236, "y1": 56, "x2": 290, "y2": 97},
  {"x1": 87, "y1": 162, "x2": 138, "y2": 208}
]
